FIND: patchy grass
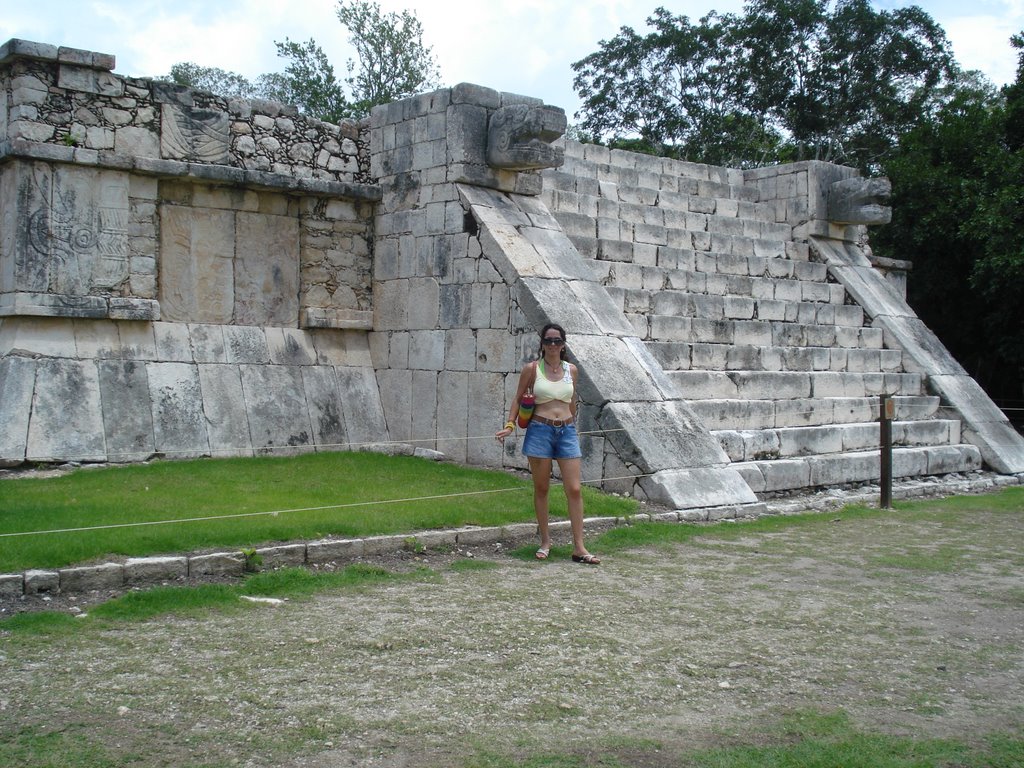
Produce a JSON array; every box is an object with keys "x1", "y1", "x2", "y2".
[
  {"x1": 463, "y1": 711, "x2": 1023, "y2": 768},
  {"x1": 0, "y1": 565, "x2": 429, "y2": 635}
]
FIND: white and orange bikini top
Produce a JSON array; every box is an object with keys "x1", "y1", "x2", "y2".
[{"x1": 534, "y1": 360, "x2": 574, "y2": 404}]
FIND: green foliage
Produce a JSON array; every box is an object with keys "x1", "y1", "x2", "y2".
[
  {"x1": 336, "y1": 0, "x2": 440, "y2": 116},
  {"x1": 162, "y1": 0, "x2": 440, "y2": 121},
  {"x1": 240, "y1": 547, "x2": 263, "y2": 573},
  {"x1": 161, "y1": 62, "x2": 261, "y2": 98},
  {"x1": 874, "y1": 35, "x2": 1024, "y2": 401},
  {"x1": 260, "y1": 38, "x2": 350, "y2": 122},
  {"x1": 572, "y1": 0, "x2": 956, "y2": 172}
]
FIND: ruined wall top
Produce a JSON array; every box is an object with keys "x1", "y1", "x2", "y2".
[{"x1": 0, "y1": 38, "x2": 376, "y2": 199}]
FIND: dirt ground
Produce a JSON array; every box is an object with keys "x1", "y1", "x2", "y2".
[{"x1": 2, "y1": 501, "x2": 1023, "y2": 767}]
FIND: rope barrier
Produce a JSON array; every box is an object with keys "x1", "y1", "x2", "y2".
[{"x1": 0, "y1": 471, "x2": 660, "y2": 540}]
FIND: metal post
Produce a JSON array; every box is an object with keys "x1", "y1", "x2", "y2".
[{"x1": 879, "y1": 393, "x2": 893, "y2": 509}]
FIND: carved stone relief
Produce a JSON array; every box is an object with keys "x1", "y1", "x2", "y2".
[
  {"x1": 158, "y1": 205, "x2": 235, "y2": 323},
  {"x1": 234, "y1": 211, "x2": 299, "y2": 327},
  {"x1": 3, "y1": 162, "x2": 129, "y2": 297},
  {"x1": 486, "y1": 104, "x2": 567, "y2": 170},
  {"x1": 161, "y1": 104, "x2": 232, "y2": 164},
  {"x1": 827, "y1": 177, "x2": 892, "y2": 225}
]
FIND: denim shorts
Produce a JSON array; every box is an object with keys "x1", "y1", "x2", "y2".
[{"x1": 521, "y1": 421, "x2": 583, "y2": 460}]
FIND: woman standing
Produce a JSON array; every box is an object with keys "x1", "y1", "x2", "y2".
[{"x1": 495, "y1": 324, "x2": 600, "y2": 564}]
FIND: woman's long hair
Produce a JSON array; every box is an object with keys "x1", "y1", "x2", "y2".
[{"x1": 538, "y1": 323, "x2": 568, "y2": 361}]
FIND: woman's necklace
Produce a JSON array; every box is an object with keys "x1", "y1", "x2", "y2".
[{"x1": 542, "y1": 356, "x2": 562, "y2": 380}]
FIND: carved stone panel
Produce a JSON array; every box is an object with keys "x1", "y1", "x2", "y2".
[
  {"x1": 158, "y1": 205, "x2": 235, "y2": 323},
  {"x1": 161, "y1": 104, "x2": 232, "y2": 164},
  {"x1": 234, "y1": 212, "x2": 299, "y2": 326},
  {"x1": 1, "y1": 162, "x2": 130, "y2": 298}
]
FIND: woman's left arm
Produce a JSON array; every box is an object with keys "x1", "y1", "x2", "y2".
[{"x1": 569, "y1": 363, "x2": 579, "y2": 418}]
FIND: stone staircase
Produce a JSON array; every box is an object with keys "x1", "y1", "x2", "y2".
[{"x1": 541, "y1": 143, "x2": 982, "y2": 498}]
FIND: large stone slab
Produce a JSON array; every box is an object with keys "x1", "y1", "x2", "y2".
[
  {"x1": 234, "y1": 212, "x2": 299, "y2": 326},
  {"x1": 436, "y1": 369, "x2": 469, "y2": 463},
  {"x1": 568, "y1": 334, "x2": 676, "y2": 405},
  {"x1": 26, "y1": 358, "x2": 106, "y2": 462},
  {"x1": 159, "y1": 205, "x2": 235, "y2": 323},
  {"x1": 302, "y1": 365, "x2": 349, "y2": 450},
  {"x1": 240, "y1": 364, "x2": 313, "y2": 454},
  {"x1": 124, "y1": 556, "x2": 188, "y2": 583},
  {"x1": 147, "y1": 361, "x2": 210, "y2": 458},
  {"x1": 600, "y1": 400, "x2": 729, "y2": 472},
  {"x1": 60, "y1": 562, "x2": 124, "y2": 592},
  {"x1": 98, "y1": 359, "x2": 155, "y2": 462},
  {"x1": 927, "y1": 374, "x2": 1024, "y2": 474},
  {"x1": 872, "y1": 315, "x2": 967, "y2": 376},
  {"x1": 517, "y1": 277, "x2": 635, "y2": 338},
  {"x1": 197, "y1": 363, "x2": 253, "y2": 457},
  {"x1": 0, "y1": 355, "x2": 35, "y2": 465},
  {"x1": 334, "y1": 366, "x2": 390, "y2": 449},
  {"x1": 638, "y1": 466, "x2": 757, "y2": 509}
]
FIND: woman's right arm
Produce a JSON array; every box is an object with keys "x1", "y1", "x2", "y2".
[{"x1": 496, "y1": 363, "x2": 535, "y2": 439}]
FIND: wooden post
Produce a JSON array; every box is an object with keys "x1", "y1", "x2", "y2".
[{"x1": 879, "y1": 393, "x2": 894, "y2": 509}]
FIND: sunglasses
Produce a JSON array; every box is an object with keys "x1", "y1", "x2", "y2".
[{"x1": 542, "y1": 337, "x2": 565, "y2": 346}]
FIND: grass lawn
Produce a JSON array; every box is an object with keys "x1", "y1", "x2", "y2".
[{"x1": 0, "y1": 451, "x2": 638, "y2": 572}]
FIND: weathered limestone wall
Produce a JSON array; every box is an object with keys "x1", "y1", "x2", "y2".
[
  {"x1": 366, "y1": 85, "x2": 523, "y2": 468},
  {"x1": 0, "y1": 39, "x2": 388, "y2": 466}
]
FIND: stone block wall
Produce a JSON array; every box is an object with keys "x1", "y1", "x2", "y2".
[
  {"x1": 367, "y1": 84, "x2": 543, "y2": 467},
  {"x1": 0, "y1": 39, "x2": 379, "y2": 330},
  {"x1": 0, "y1": 39, "x2": 368, "y2": 182},
  {"x1": 0, "y1": 39, "x2": 387, "y2": 467}
]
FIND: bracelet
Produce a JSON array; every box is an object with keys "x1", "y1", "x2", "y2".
[{"x1": 504, "y1": 421, "x2": 515, "y2": 431}]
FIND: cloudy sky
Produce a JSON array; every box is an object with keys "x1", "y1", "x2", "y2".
[{"x1": 4, "y1": 1, "x2": 1022, "y2": 119}]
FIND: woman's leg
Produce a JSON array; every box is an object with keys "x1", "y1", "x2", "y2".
[
  {"x1": 556, "y1": 457, "x2": 588, "y2": 556},
  {"x1": 529, "y1": 456, "x2": 553, "y2": 551}
]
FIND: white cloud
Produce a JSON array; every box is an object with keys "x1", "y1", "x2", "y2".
[{"x1": 939, "y1": 13, "x2": 1021, "y2": 85}]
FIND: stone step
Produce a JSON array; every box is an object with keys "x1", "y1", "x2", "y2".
[
  {"x1": 648, "y1": 342, "x2": 903, "y2": 373},
  {"x1": 712, "y1": 419, "x2": 963, "y2": 462},
  {"x1": 616, "y1": 291, "x2": 862, "y2": 327},
  {"x1": 550, "y1": 154, "x2": 770, "y2": 210},
  {"x1": 591, "y1": 253, "x2": 827, "y2": 283},
  {"x1": 733, "y1": 444, "x2": 983, "y2": 494},
  {"x1": 648, "y1": 316, "x2": 883, "y2": 349},
  {"x1": 672, "y1": 371, "x2": 923, "y2": 400},
  {"x1": 689, "y1": 395, "x2": 940, "y2": 430},
  {"x1": 604, "y1": 272, "x2": 846, "y2": 310}
]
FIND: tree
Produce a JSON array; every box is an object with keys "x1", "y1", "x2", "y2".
[
  {"x1": 336, "y1": 0, "x2": 440, "y2": 115},
  {"x1": 873, "y1": 36, "x2": 1024, "y2": 401},
  {"x1": 258, "y1": 38, "x2": 349, "y2": 123},
  {"x1": 572, "y1": 8, "x2": 778, "y2": 166},
  {"x1": 572, "y1": 0, "x2": 957, "y2": 172},
  {"x1": 162, "y1": 0, "x2": 440, "y2": 122},
  {"x1": 162, "y1": 63, "x2": 260, "y2": 99}
]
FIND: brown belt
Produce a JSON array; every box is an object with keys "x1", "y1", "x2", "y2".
[{"x1": 531, "y1": 414, "x2": 574, "y2": 427}]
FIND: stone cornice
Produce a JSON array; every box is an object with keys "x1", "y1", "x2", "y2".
[{"x1": 0, "y1": 138, "x2": 382, "y2": 201}]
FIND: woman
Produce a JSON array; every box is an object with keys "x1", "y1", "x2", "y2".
[{"x1": 495, "y1": 324, "x2": 600, "y2": 564}]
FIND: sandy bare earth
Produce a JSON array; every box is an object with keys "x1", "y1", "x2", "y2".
[{"x1": 2, "y1": 502, "x2": 1023, "y2": 767}]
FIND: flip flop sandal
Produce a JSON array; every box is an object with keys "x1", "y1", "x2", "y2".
[
  {"x1": 535, "y1": 548, "x2": 550, "y2": 560},
  {"x1": 572, "y1": 553, "x2": 601, "y2": 565}
]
